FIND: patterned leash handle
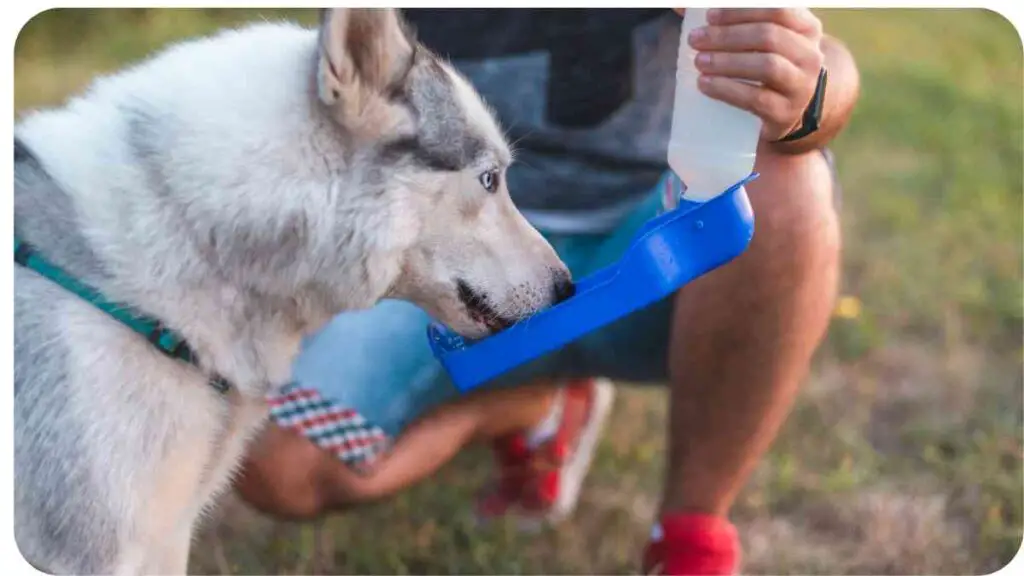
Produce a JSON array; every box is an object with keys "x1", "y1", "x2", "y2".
[{"x1": 266, "y1": 383, "x2": 391, "y2": 467}]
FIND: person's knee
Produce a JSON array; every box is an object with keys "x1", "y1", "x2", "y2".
[
  {"x1": 665, "y1": 146, "x2": 842, "y2": 381},
  {"x1": 747, "y1": 145, "x2": 842, "y2": 276},
  {"x1": 671, "y1": 145, "x2": 841, "y2": 327}
]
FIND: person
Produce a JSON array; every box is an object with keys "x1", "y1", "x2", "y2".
[{"x1": 235, "y1": 8, "x2": 860, "y2": 575}]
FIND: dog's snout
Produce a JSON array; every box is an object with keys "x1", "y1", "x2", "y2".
[{"x1": 552, "y1": 270, "x2": 575, "y2": 304}]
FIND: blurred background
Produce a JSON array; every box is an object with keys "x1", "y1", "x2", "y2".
[{"x1": 13, "y1": 8, "x2": 1023, "y2": 575}]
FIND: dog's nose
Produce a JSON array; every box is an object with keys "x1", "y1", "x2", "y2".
[{"x1": 552, "y1": 271, "x2": 575, "y2": 304}]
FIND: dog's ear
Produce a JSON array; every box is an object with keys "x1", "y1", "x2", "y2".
[{"x1": 316, "y1": 8, "x2": 415, "y2": 105}]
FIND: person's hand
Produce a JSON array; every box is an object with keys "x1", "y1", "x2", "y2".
[
  {"x1": 234, "y1": 423, "x2": 383, "y2": 519},
  {"x1": 679, "y1": 8, "x2": 825, "y2": 141}
]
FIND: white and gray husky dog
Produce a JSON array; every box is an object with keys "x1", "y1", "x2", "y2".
[{"x1": 14, "y1": 8, "x2": 571, "y2": 574}]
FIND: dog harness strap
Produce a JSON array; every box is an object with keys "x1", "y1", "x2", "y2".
[{"x1": 13, "y1": 237, "x2": 231, "y2": 394}]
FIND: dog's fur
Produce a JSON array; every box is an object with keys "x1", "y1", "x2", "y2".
[{"x1": 14, "y1": 9, "x2": 570, "y2": 574}]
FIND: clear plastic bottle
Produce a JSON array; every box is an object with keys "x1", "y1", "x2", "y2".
[{"x1": 668, "y1": 8, "x2": 762, "y2": 203}]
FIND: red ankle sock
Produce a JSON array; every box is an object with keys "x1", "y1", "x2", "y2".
[{"x1": 642, "y1": 513, "x2": 740, "y2": 575}]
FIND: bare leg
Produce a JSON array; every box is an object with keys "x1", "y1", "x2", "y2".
[{"x1": 661, "y1": 144, "x2": 840, "y2": 515}]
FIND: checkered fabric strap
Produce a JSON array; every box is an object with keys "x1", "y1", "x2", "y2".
[{"x1": 267, "y1": 383, "x2": 391, "y2": 466}]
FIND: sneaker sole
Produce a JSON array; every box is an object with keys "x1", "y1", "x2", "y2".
[{"x1": 543, "y1": 377, "x2": 616, "y2": 525}]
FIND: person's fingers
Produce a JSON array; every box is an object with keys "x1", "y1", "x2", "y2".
[
  {"x1": 706, "y1": 7, "x2": 822, "y2": 37},
  {"x1": 697, "y1": 75, "x2": 794, "y2": 134},
  {"x1": 689, "y1": 22, "x2": 819, "y2": 69},
  {"x1": 694, "y1": 51, "x2": 804, "y2": 98}
]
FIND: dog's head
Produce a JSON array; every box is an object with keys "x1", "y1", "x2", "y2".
[{"x1": 315, "y1": 8, "x2": 572, "y2": 338}]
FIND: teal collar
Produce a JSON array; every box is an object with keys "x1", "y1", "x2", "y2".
[{"x1": 14, "y1": 238, "x2": 231, "y2": 394}]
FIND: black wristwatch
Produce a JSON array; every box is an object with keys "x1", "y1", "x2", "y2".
[{"x1": 777, "y1": 66, "x2": 829, "y2": 143}]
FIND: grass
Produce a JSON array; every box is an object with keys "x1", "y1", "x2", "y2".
[{"x1": 13, "y1": 8, "x2": 1024, "y2": 575}]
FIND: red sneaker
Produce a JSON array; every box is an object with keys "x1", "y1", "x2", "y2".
[
  {"x1": 475, "y1": 377, "x2": 615, "y2": 528},
  {"x1": 642, "y1": 513, "x2": 740, "y2": 575}
]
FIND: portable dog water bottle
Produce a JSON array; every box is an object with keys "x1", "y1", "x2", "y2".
[
  {"x1": 427, "y1": 8, "x2": 763, "y2": 393},
  {"x1": 667, "y1": 8, "x2": 761, "y2": 203}
]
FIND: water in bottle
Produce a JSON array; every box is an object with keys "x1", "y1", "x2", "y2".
[{"x1": 668, "y1": 8, "x2": 762, "y2": 203}]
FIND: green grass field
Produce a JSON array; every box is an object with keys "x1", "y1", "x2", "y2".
[{"x1": 14, "y1": 8, "x2": 1024, "y2": 575}]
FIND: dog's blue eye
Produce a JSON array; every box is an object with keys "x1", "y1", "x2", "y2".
[{"x1": 478, "y1": 170, "x2": 499, "y2": 193}]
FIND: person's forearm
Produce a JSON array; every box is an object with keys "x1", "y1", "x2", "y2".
[{"x1": 770, "y1": 35, "x2": 861, "y2": 155}]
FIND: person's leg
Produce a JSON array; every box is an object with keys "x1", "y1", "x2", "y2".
[
  {"x1": 660, "y1": 143, "x2": 840, "y2": 519},
  {"x1": 638, "y1": 143, "x2": 840, "y2": 575}
]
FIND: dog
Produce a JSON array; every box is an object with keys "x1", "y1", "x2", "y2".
[{"x1": 13, "y1": 8, "x2": 571, "y2": 574}]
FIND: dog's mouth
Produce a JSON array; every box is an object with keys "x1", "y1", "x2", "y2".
[{"x1": 456, "y1": 279, "x2": 516, "y2": 334}]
